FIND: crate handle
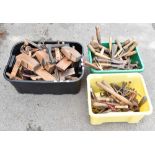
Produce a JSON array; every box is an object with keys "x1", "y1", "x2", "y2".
[{"x1": 9, "y1": 55, "x2": 15, "y2": 68}]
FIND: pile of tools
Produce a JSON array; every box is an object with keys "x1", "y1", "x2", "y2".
[
  {"x1": 6, "y1": 40, "x2": 82, "y2": 81},
  {"x1": 91, "y1": 80, "x2": 147, "y2": 114},
  {"x1": 85, "y1": 26, "x2": 139, "y2": 70}
]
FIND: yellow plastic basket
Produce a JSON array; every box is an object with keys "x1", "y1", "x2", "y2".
[{"x1": 87, "y1": 73, "x2": 153, "y2": 125}]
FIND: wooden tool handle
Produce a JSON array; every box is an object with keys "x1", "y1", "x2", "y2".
[
  {"x1": 95, "y1": 26, "x2": 101, "y2": 44},
  {"x1": 84, "y1": 61, "x2": 100, "y2": 70},
  {"x1": 88, "y1": 44, "x2": 110, "y2": 60},
  {"x1": 96, "y1": 81, "x2": 133, "y2": 106}
]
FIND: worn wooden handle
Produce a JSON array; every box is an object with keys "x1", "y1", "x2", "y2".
[
  {"x1": 96, "y1": 81, "x2": 133, "y2": 106},
  {"x1": 95, "y1": 26, "x2": 101, "y2": 44},
  {"x1": 84, "y1": 61, "x2": 100, "y2": 70},
  {"x1": 88, "y1": 44, "x2": 110, "y2": 60}
]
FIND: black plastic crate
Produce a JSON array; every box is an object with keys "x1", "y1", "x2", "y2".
[{"x1": 3, "y1": 41, "x2": 84, "y2": 94}]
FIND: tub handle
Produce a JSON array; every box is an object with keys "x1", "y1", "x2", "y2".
[{"x1": 9, "y1": 55, "x2": 15, "y2": 68}]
